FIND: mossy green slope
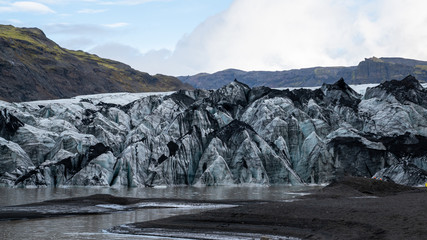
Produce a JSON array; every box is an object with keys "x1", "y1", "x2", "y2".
[{"x1": 0, "y1": 25, "x2": 192, "y2": 102}]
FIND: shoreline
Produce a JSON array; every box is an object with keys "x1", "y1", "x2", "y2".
[
  {"x1": 108, "y1": 177, "x2": 427, "y2": 240},
  {"x1": 1, "y1": 177, "x2": 426, "y2": 239},
  {"x1": 0, "y1": 193, "x2": 267, "y2": 221}
]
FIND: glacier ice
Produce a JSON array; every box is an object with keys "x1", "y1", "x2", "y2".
[{"x1": 1, "y1": 76, "x2": 426, "y2": 187}]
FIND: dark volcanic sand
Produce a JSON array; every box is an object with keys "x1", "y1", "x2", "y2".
[{"x1": 109, "y1": 177, "x2": 427, "y2": 240}]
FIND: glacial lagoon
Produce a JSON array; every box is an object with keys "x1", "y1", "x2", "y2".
[{"x1": 0, "y1": 185, "x2": 316, "y2": 240}]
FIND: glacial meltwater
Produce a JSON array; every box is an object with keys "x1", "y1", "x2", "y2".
[{"x1": 0, "y1": 186, "x2": 316, "y2": 240}]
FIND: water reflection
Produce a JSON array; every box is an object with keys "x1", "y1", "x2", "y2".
[
  {"x1": 0, "y1": 185, "x2": 316, "y2": 206},
  {"x1": 1, "y1": 207, "x2": 203, "y2": 240},
  {"x1": 0, "y1": 185, "x2": 318, "y2": 240}
]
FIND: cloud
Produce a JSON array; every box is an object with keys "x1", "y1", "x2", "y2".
[
  {"x1": 59, "y1": 37, "x2": 96, "y2": 50},
  {"x1": 0, "y1": 1, "x2": 55, "y2": 14},
  {"x1": 164, "y1": 0, "x2": 368, "y2": 74},
  {"x1": 34, "y1": 0, "x2": 68, "y2": 3},
  {"x1": 103, "y1": 22, "x2": 129, "y2": 28},
  {"x1": 83, "y1": 0, "x2": 427, "y2": 76},
  {"x1": 44, "y1": 23, "x2": 132, "y2": 51},
  {"x1": 99, "y1": 0, "x2": 170, "y2": 5},
  {"x1": 185, "y1": 0, "x2": 427, "y2": 74},
  {"x1": 6, "y1": 19, "x2": 23, "y2": 24},
  {"x1": 46, "y1": 23, "x2": 109, "y2": 35},
  {"x1": 89, "y1": 43, "x2": 178, "y2": 74},
  {"x1": 62, "y1": 0, "x2": 169, "y2": 6},
  {"x1": 77, "y1": 8, "x2": 106, "y2": 14}
]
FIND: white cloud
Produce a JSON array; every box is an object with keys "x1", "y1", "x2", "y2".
[
  {"x1": 59, "y1": 37, "x2": 96, "y2": 50},
  {"x1": 89, "y1": 43, "x2": 176, "y2": 74},
  {"x1": 46, "y1": 23, "x2": 109, "y2": 35},
  {"x1": 0, "y1": 1, "x2": 55, "y2": 14},
  {"x1": 61, "y1": 0, "x2": 169, "y2": 5},
  {"x1": 164, "y1": 0, "x2": 369, "y2": 74},
  {"x1": 77, "y1": 8, "x2": 106, "y2": 14},
  {"x1": 103, "y1": 22, "x2": 129, "y2": 28},
  {"x1": 44, "y1": 23, "x2": 132, "y2": 52},
  {"x1": 35, "y1": 0, "x2": 67, "y2": 3},
  {"x1": 82, "y1": 0, "x2": 427, "y2": 76},
  {"x1": 99, "y1": 0, "x2": 170, "y2": 5},
  {"x1": 7, "y1": 19, "x2": 23, "y2": 24}
]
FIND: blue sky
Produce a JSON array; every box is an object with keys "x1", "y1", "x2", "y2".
[
  {"x1": 0, "y1": 0, "x2": 233, "y2": 51},
  {"x1": 1, "y1": 0, "x2": 427, "y2": 76}
]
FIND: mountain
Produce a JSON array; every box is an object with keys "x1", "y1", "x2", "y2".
[
  {"x1": 178, "y1": 57, "x2": 427, "y2": 89},
  {"x1": 1, "y1": 76, "x2": 426, "y2": 187},
  {"x1": 0, "y1": 25, "x2": 192, "y2": 102}
]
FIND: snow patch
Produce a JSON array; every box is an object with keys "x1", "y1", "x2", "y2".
[{"x1": 23, "y1": 91, "x2": 174, "y2": 106}]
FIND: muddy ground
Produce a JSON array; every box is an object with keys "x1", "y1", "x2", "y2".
[{"x1": 110, "y1": 177, "x2": 427, "y2": 240}]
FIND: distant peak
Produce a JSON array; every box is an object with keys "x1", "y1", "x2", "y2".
[
  {"x1": 0, "y1": 24, "x2": 46, "y2": 39},
  {"x1": 0, "y1": 24, "x2": 191, "y2": 102},
  {"x1": 366, "y1": 56, "x2": 384, "y2": 63}
]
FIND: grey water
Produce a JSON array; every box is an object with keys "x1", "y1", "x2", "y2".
[{"x1": 0, "y1": 186, "x2": 316, "y2": 240}]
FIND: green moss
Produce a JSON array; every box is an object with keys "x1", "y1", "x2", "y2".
[
  {"x1": 0, "y1": 25, "x2": 40, "y2": 45},
  {"x1": 369, "y1": 57, "x2": 384, "y2": 63},
  {"x1": 0, "y1": 25, "x2": 69, "y2": 59},
  {"x1": 351, "y1": 71, "x2": 356, "y2": 80},
  {"x1": 0, "y1": 25, "x2": 190, "y2": 96},
  {"x1": 314, "y1": 68, "x2": 332, "y2": 76},
  {"x1": 1, "y1": 25, "x2": 122, "y2": 72},
  {"x1": 98, "y1": 62, "x2": 120, "y2": 70},
  {"x1": 415, "y1": 65, "x2": 427, "y2": 71},
  {"x1": 67, "y1": 50, "x2": 120, "y2": 70}
]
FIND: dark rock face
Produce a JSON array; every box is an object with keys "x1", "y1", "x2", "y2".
[
  {"x1": 365, "y1": 75, "x2": 427, "y2": 108},
  {"x1": 0, "y1": 109, "x2": 24, "y2": 139},
  {"x1": 0, "y1": 76, "x2": 426, "y2": 187},
  {"x1": 321, "y1": 78, "x2": 362, "y2": 111},
  {"x1": 179, "y1": 57, "x2": 427, "y2": 89},
  {"x1": 0, "y1": 25, "x2": 192, "y2": 102}
]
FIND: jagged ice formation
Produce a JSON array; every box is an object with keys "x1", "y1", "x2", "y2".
[{"x1": 0, "y1": 76, "x2": 426, "y2": 187}]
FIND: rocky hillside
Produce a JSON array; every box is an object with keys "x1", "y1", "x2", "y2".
[
  {"x1": 0, "y1": 25, "x2": 192, "y2": 102},
  {"x1": 179, "y1": 57, "x2": 427, "y2": 89},
  {"x1": 0, "y1": 76, "x2": 426, "y2": 187}
]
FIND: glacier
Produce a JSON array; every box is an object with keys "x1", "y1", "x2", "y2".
[{"x1": 0, "y1": 76, "x2": 426, "y2": 187}]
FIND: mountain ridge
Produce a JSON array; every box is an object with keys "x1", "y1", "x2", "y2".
[
  {"x1": 0, "y1": 25, "x2": 192, "y2": 102},
  {"x1": 179, "y1": 57, "x2": 427, "y2": 89}
]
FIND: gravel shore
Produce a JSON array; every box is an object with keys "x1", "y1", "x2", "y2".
[{"x1": 109, "y1": 177, "x2": 427, "y2": 240}]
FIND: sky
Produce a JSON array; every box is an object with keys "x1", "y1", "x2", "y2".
[{"x1": 1, "y1": 0, "x2": 427, "y2": 76}]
